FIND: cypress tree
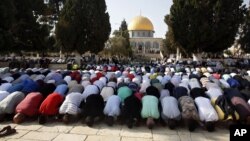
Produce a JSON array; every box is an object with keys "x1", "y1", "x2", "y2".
[
  {"x1": 168, "y1": 0, "x2": 245, "y2": 57},
  {"x1": 56, "y1": 0, "x2": 111, "y2": 54},
  {"x1": 239, "y1": 5, "x2": 250, "y2": 53}
]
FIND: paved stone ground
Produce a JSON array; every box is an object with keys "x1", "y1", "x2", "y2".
[{"x1": 0, "y1": 121, "x2": 229, "y2": 141}]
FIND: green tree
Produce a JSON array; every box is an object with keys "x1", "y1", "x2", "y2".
[
  {"x1": 111, "y1": 20, "x2": 132, "y2": 57},
  {"x1": 56, "y1": 0, "x2": 111, "y2": 55},
  {"x1": 0, "y1": 0, "x2": 49, "y2": 53},
  {"x1": 41, "y1": 0, "x2": 65, "y2": 26},
  {"x1": 168, "y1": 0, "x2": 245, "y2": 59},
  {"x1": 239, "y1": 5, "x2": 250, "y2": 53},
  {"x1": 164, "y1": 15, "x2": 181, "y2": 55},
  {"x1": 0, "y1": 0, "x2": 16, "y2": 53},
  {"x1": 109, "y1": 36, "x2": 130, "y2": 57},
  {"x1": 11, "y1": 0, "x2": 49, "y2": 52}
]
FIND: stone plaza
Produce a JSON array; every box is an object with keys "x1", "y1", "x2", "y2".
[{"x1": 1, "y1": 121, "x2": 229, "y2": 141}]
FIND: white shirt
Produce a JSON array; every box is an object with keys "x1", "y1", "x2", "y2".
[
  {"x1": 81, "y1": 80, "x2": 91, "y2": 89},
  {"x1": 206, "y1": 88, "x2": 223, "y2": 99},
  {"x1": 161, "y1": 96, "x2": 181, "y2": 120},
  {"x1": 205, "y1": 82, "x2": 220, "y2": 90},
  {"x1": 33, "y1": 74, "x2": 45, "y2": 81},
  {"x1": 0, "y1": 91, "x2": 10, "y2": 102},
  {"x1": 0, "y1": 83, "x2": 12, "y2": 91},
  {"x1": 107, "y1": 82, "x2": 117, "y2": 89},
  {"x1": 219, "y1": 79, "x2": 230, "y2": 88},
  {"x1": 194, "y1": 97, "x2": 218, "y2": 122},
  {"x1": 140, "y1": 81, "x2": 150, "y2": 93},
  {"x1": 59, "y1": 92, "x2": 84, "y2": 115},
  {"x1": 160, "y1": 89, "x2": 170, "y2": 100},
  {"x1": 3, "y1": 77, "x2": 14, "y2": 83},
  {"x1": 64, "y1": 76, "x2": 72, "y2": 84},
  {"x1": 82, "y1": 85, "x2": 99, "y2": 100},
  {"x1": 94, "y1": 80, "x2": 105, "y2": 90},
  {"x1": 222, "y1": 74, "x2": 231, "y2": 81},
  {"x1": 103, "y1": 95, "x2": 121, "y2": 117},
  {"x1": 99, "y1": 77, "x2": 108, "y2": 85},
  {"x1": 171, "y1": 76, "x2": 181, "y2": 87},
  {"x1": 100, "y1": 87, "x2": 114, "y2": 102},
  {"x1": 189, "y1": 78, "x2": 201, "y2": 89}
]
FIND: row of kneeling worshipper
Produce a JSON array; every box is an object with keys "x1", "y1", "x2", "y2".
[{"x1": 0, "y1": 66, "x2": 249, "y2": 132}]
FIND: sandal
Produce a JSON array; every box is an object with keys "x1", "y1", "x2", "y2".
[
  {"x1": 0, "y1": 128, "x2": 16, "y2": 137},
  {"x1": 0, "y1": 126, "x2": 11, "y2": 133}
]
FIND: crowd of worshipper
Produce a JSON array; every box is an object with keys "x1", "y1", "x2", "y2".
[{"x1": 0, "y1": 63, "x2": 250, "y2": 133}]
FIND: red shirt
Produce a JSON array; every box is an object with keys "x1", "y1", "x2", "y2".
[
  {"x1": 39, "y1": 92, "x2": 64, "y2": 115},
  {"x1": 96, "y1": 72, "x2": 104, "y2": 79},
  {"x1": 111, "y1": 66, "x2": 117, "y2": 72},
  {"x1": 127, "y1": 74, "x2": 135, "y2": 81},
  {"x1": 16, "y1": 92, "x2": 43, "y2": 117}
]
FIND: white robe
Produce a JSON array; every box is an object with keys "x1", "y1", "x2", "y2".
[
  {"x1": 194, "y1": 97, "x2": 219, "y2": 122},
  {"x1": 206, "y1": 88, "x2": 223, "y2": 100},
  {"x1": 100, "y1": 87, "x2": 114, "y2": 102},
  {"x1": 161, "y1": 96, "x2": 181, "y2": 120},
  {"x1": 188, "y1": 78, "x2": 201, "y2": 89},
  {"x1": 82, "y1": 85, "x2": 99, "y2": 100},
  {"x1": 59, "y1": 92, "x2": 84, "y2": 115}
]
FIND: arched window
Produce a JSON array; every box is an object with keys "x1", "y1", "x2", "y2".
[
  {"x1": 153, "y1": 42, "x2": 159, "y2": 49},
  {"x1": 145, "y1": 41, "x2": 151, "y2": 49},
  {"x1": 137, "y1": 32, "x2": 140, "y2": 37},
  {"x1": 148, "y1": 32, "x2": 151, "y2": 37},
  {"x1": 142, "y1": 32, "x2": 145, "y2": 37},
  {"x1": 138, "y1": 42, "x2": 144, "y2": 51}
]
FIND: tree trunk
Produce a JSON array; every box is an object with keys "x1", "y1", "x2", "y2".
[
  {"x1": 176, "y1": 47, "x2": 180, "y2": 61},
  {"x1": 74, "y1": 52, "x2": 82, "y2": 65}
]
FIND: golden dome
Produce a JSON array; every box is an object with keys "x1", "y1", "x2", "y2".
[{"x1": 128, "y1": 16, "x2": 154, "y2": 31}]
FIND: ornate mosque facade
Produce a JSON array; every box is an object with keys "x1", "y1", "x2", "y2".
[{"x1": 128, "y1": 16, "x2": 163, "y2": 56}]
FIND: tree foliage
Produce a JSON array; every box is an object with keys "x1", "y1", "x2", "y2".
[
  {"x1": 109, "y1": 36, "x2": 130, "y2": 57},
  {"x1": 56, "y1": 0, "x2": 111, "y2": 54},
  {"x1": 110, "y1": 20, "x2": 132, "y2": 57},
  {"x1": 239, "y1": 5, "x2": 250, "y2": 53},
  {"x1": 0, "y1": 0, "x2": 16, "y2": 52},
  {"x1": 0, "y1": 0, "x2": 51, "y2": 53},
  {"x1": 40, "y1": 0, "x2": 65, "y2": 26},
  {"x1": 164, "y1": 15, "x2": 181, "y2": 54},
  {"x1": 168, "y1": 0, "x2": 245, "y2": 54},
  {"x1": 12, "y1": 0, "x2": 49, "y2": 52}
]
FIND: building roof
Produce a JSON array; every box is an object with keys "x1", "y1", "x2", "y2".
[{"x1": 128, "y1": 16, "x2": 154, "y2": 31}]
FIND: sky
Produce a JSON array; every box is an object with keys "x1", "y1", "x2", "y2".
[{"x1": 106, "y1": 0, "x2": 249, "y2": 38}]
